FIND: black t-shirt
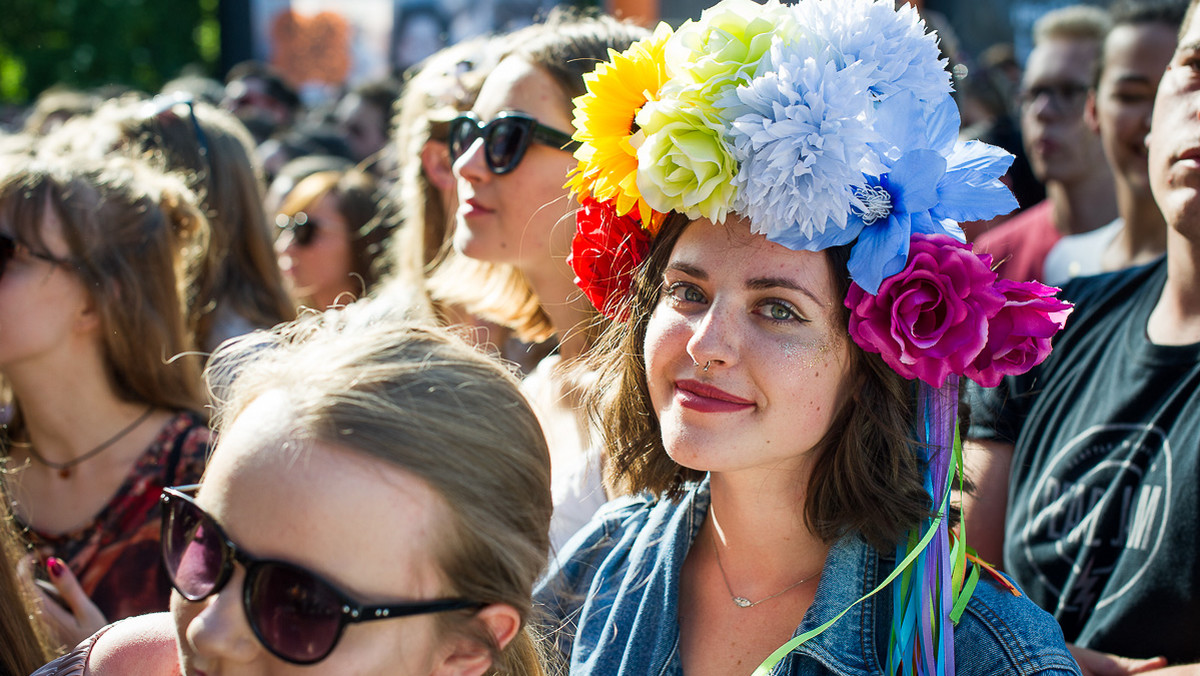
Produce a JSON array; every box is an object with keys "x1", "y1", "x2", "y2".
[{"x1": 967, "y1": 259, "x2": 1200, "y2": 662}]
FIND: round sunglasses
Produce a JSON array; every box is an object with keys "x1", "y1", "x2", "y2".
[
  {"x1": 0, "y1": 232, "x2": 72, "y2": 281},
  {"x1": 274, "y1": 211, "x2": 317, "y2": 247},
  {"x1": 160, "y1": 486, "x2": 483, "y2": 665},
  {"x1": 447, "y1": 111, "x2": 581, "y2": 175}
]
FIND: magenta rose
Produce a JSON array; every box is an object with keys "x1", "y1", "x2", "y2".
[
  {"x1": 962, "y1": 279, "x2": 1073, "y2": 387},
  {"x1": 846, "y1": 233, "x2": 1006, "y2": 388},
  {"x1": 568, "y1": 198, "x2": 653, "y2": 322}
]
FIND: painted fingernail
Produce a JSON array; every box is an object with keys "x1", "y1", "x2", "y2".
[{"x1": 46, "y1": 557, "x2": 64, "y2": 578}]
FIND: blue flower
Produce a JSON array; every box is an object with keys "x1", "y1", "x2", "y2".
[
  {"x1": 725, "y1": 36, "x2": 879, "y2": 243},
  {"x1": 845, "y1": 92, "x2": 1018, "y2": 293},
  {"x1": 792, "y1": 0, "x2": 951, "y2": 103}
]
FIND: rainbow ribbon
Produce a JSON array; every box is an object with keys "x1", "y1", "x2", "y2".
[{"x1": 752, "y1": 377, "x2": 980, "y2": 676}]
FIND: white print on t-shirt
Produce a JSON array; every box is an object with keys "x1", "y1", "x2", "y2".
[{"x1": 1019, "y1": 423, "x2": 1172, "y2": 624}]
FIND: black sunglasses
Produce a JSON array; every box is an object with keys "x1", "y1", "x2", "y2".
[
  {"x1": 160, "y1": 486, "x2": 483, "y2": 665},
  {"x1": 274, "y1": 211, "x2": 317, "y2": 247},
  {"x1": 0, "y1": 233, "x2": 71, "y2": 281},
  {"x1": 448, "y1": 111, "x2": 580, "y2": 175}
]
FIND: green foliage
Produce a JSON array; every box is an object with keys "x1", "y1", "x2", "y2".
[{"x1": 0, "y1": 0, "x2": 219, "y2": 104}]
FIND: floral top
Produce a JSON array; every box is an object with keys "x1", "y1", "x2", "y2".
[{"x1": 18, "y1": 411, "x2": 211, "y2": 623}]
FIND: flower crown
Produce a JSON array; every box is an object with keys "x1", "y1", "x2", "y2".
[{"x1": 566, "y1": 0, "x2": 1071, "y2": 390}]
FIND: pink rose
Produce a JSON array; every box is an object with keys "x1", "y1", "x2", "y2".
[
  {"x1": 962, "y1": 279, "x2": 1073, "y2": 387},
  {"x1": 846, "y1": 234, "x2": 1005, "y2": 388}
]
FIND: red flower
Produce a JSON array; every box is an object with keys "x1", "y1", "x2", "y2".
[{"x1": 568, "y1": 198, "x2": 652, "y2": 321}]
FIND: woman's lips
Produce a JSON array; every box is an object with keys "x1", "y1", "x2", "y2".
[
  {"x1": 674, "y1": 379, "x2": 755, "y2": 413},
  {"x1": 461, "y1": 198, "x2": 493, "y2": 218}
]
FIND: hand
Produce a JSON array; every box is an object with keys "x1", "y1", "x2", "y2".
[
  {"x1": 19, "y1": 554, "x2": 109, "y2": 648},
  {"x1": 1070, "y1": 644, "x2": 1168, "y2": 676}
]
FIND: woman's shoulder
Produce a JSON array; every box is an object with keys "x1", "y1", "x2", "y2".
[
  {"x1": 954, "y1": 570, "x2": 1081, "y2": 675},
  {"x1": 537, "y1": 484, "x2": 703, "y2": 607},
  {"x1": 31, "y1": 614, "x2": 180, "y2": 676}
]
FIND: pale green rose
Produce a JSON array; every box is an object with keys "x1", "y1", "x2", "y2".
[
  {"x1": 666, "y1": 0, "x2": 799, "y2": 105},
  {"x1": 633, "y1": 98, "x2": 738, "y2": 223}
]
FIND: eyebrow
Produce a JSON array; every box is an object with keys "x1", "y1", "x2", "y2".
[
  {"x1": 1177, "y1": 40, "x2": 1200, "y2": 57},
  {"x1": 666, "y1": 262, "x2": 825, "y2": 304}
]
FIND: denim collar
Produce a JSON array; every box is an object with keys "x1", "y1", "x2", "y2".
[{"x1": 668, "y1": 477, "x2": 890, "y2": 675}]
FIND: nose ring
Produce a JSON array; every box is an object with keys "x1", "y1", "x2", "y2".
[{"x1": 703, "y1": 361, "x2": 711, "y2": 372}]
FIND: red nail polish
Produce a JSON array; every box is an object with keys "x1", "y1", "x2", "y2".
[{"x1": 46, "y1": 557, "x2": 64, "y2": 578}]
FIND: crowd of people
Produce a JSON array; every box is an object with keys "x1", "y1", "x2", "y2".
[{"x1": 1, "y1": 0, "x2": 1198, "y2": 674}]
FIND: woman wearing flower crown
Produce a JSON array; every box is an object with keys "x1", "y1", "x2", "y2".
[{"x1": 538, "y1": 1, "x2": 1083, "y2": 675}]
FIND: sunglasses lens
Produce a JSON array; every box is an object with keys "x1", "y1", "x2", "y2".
[
  {"x1": 0, "y1": 235, "x2": 14, "y2": 280},
  {"x1": 248, "y1": 563, "x2": 343, "y2": 664},
  {"x1": 448, "y1": 116, "x2": 477, "y2": 161},
  {"x1": 163, "y1": 496, "x2": 226, "y2": 600},
  {"x1": 294, "y1": 221, "x2": 316, "y2": 247},
  {"x1": 486, "y1": 120, "x2": 529, "y2": 173}
]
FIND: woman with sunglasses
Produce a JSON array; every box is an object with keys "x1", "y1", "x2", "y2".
[
  {"x1": 537, "y1": 1, "x2": 1082, "y2": 675},
  {"x1": 33, "y1": 311, "x2": 554, "y2": 676},
  {"x1": 274, "y1": 168, "x2": 397, "y2": 310},
  {"x1": 0, "y1": 150, "x2": 211, "y2": 647},
  {"x1": 428, "y1": 10, "x2": 647, "y2": 550},
  {"x1": 79, "y1": 95, "x2": 296, "y2": 353}
]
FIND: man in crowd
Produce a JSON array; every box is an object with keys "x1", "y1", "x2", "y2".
[
  {"x1": 964, "y1": 1, "x2": 1200, "y2": 671},
  {"x1": 1044, "y1": 0, "x2": 1183, "y2": 285},
  {"x1": 974, "y1": 5, "x2": 1117, "y2": 282}
]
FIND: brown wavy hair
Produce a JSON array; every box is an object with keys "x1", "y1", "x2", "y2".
[
  {"x1": 0, "y1": 152, "x2": 208, "y2": 425},
  {"x1": 589, "y1": 214, "x2": 933, "y2": 551},
  {"x1": 276, "y1": 169, "x2": 397, "y2": 303},
  {"x1": 100, "y1": 97, "x2": 296, "y2": 350}
]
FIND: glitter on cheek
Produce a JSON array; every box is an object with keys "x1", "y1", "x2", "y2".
[{"x1": 782, "y1": 332, "x2": 838, "y2": 370}]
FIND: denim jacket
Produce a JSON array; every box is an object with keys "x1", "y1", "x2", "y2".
[{"x1": 535, "y1": 479, "x2": 1081, "y2": 676}]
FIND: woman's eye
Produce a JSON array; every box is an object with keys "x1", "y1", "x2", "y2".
[
  {"x1": 665, "y1": 282, "x2": 705, "y2": 304},
  {"x1": 757, "y1": 300, "x2": 805, "y2": 323}
]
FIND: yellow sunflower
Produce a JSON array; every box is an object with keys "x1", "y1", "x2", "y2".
[{"x1": 567, "y1": 22, "x2": 672, "y2": 233}]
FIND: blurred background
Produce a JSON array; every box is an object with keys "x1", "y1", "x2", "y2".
[{"x1": 0, "y1": 0, "x2": 1109, "y2": 126}]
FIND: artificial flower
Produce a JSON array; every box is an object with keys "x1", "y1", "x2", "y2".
[
  {"x1": 567, "y1": 22, "x2": 672, "y2": 231},
  {"x1": 726, "y1": 38, "x2": 878, "y2": 246},
  {"x1": 962, "y1": 280, "x2": 1073, "y2": 387},
  {"x1": 846, "y1": 234, "x2": 1005, "y2": 388},
  {"x1": 665, "y1": 0, "x2": 798, "y2": 107},
  {"x1": 634, "y1": 97, "x2": 738, "y2": 222},
  {"x1": 568, "y1": 199, "x2": 653, "y2": 322},
  {"x1": 844, "y1": 92, "x2": 1018, "y2": 294},
  {"x1": 792, "y1": 0, "x2": 951, "y2": 103}
]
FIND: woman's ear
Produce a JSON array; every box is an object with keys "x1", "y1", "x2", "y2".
[
  {"x1": 1084, "y1": 89, "x2": 1101, "y2": 134},
  {"x1": 432, "y1": 603, "x2": 521, "y2": 676},
  {"x1": 421, "y1": 140, "x2": 456, "y2": 193}
]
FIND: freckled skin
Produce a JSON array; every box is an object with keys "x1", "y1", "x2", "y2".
[{"x1": 643, "y1": 216, "x2": 854, "y2": 477}]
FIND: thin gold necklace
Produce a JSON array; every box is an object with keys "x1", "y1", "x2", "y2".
[
  {"x1": 24, "y1": 406, "x2": 155, "y2": 479},
  {"x1": 710, "y1": 528, "x2": 820, "y2": 608}
]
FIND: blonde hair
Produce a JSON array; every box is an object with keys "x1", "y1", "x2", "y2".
[
  {"x1": 427, "y1": 11, "x2": 648, "y2": 345},
  {"x1": 208, "y1": 311, "x2": 552, "y2": 674},
  {"x1": 389, "y1": 36, "x2": 498, "y2": 285},
  {"x1": 1033, "y1": 4, "x2": 1112, "y2": 45},
  {"x1": 0, "y1": 151, "x2": 209, "y2": 427},
  {"x1": 0, "y1": 481, "x2": 56, "y2": 672}
]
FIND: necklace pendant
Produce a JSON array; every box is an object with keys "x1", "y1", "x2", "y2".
[
  {"x1": 58, "y1": 468, "x2": 71, "y2": 479},
  {"x1": 732, "y1": 596, "x2": 753, "y2": 608}
]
